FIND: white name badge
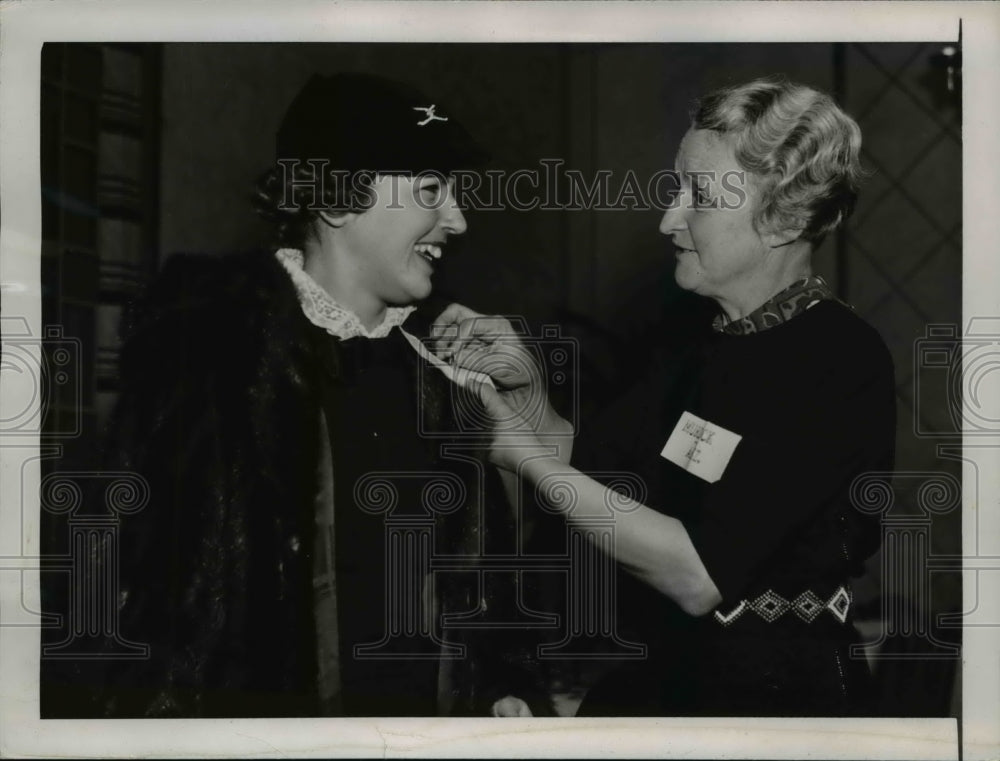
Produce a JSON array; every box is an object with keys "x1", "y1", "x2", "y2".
[{"x1": 660, "y1": 411, "x2": 742, "y2": 484}]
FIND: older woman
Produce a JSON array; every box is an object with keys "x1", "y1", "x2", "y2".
[{"x1": 435, "y1": 78, "x2": 895, "y2": 716}]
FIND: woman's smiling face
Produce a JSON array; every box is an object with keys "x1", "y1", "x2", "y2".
[
  {"x1": 658, "y1": 128, "x2": 771, "y2": 310},
  {"x1": 337, "y1": 172, "x2": 467, "y2": 308}
]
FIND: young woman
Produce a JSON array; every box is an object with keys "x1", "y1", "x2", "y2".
[{"x1": 86, "y1": 73, "x2": 543, "y2": 718}]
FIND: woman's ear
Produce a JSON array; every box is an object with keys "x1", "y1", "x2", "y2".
[
  {"x1": 316, "y1": 210, "x2": 354, "y2": 229},
  {"x1": 765, "y1": 223, "x2": 807, "y2": 250}
]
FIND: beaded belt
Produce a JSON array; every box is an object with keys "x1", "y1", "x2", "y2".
[{"x1": 713, "y1": 585, "x2": 852, "y2": 627}]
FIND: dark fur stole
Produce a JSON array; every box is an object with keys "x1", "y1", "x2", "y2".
[{"x1": 79, "y1": 250, "x2": 548, "y2": 717}]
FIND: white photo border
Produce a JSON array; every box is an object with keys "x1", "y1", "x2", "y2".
[{"x1": 1, "y1": 1, "x2": 997, "y2": 758}]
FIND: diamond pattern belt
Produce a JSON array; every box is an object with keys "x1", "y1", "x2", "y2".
[{"x1": 713, "y1": 585, "x2": 852, "y2": 626}]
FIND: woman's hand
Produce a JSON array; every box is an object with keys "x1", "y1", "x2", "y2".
[
  {"x1": 467, "y1": 377, "x2": 547, "y2": 473},
  {"x1": 432, "y1": 303, "x2": 573, "y2": 457},
  {"x1": 490, "y1": 695, "x2": 533, "y2": 718},
  {"x1": 432, "y1": 303, "x2": 542, "y2": 390}
]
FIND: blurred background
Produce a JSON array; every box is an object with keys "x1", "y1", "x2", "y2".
[{"x1": 38, "y1": 42, "x2": 962, "y2": 717}]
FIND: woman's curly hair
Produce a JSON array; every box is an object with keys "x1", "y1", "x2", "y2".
[
  {"x1": 253, "y1": 161, "x2": 378, "y2": 249},
  {"x1": 692, "y1": 77, "x2": 867, "y2": 246}
]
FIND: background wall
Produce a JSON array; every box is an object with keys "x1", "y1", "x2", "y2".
[{"x1": 840, "y1": 43, "x2": 963, "y2": 714}]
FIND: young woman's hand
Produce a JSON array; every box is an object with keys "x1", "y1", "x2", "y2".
[{"x1": 490, "y1": 695, "x2": 533, "y2": 717}]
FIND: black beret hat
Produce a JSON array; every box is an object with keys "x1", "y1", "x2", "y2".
[{"x1": 276, "y1": 72, "x2": 489, "y2": 173}]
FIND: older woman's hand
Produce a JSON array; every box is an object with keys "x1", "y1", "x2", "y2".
[
  {"x1": 431, "y1": 303, "x2": 542, "y2": 396},
  {"x1": 432, "y1": 303, "x2": 574, "y2": 460},
  {"x1": 434, "y1": 304, "x2": 575, "y2": 463},
  {"x1": 491, "y1": 695, "x2": 533, "y2": 717},
  {"x1": 465, "y1": 376, "x2": 548, "y2": 473}
]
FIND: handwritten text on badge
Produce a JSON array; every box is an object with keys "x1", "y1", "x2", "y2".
[{"x1": 660, "y1": 411, "x2": 742, "y2": 484}]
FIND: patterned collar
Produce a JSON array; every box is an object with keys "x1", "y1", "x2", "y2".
[
  {"x1": 712, "y1": 275, "x2": 841, "y2": 336},
  {"x1": 275, "y1": 248, "x2": 416, "y2": 340}
]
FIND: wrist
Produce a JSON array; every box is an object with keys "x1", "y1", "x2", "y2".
[
  {"x1": 540, "y1": 402, "x2": 573, "y2": 437},
  {"x1": 519, "y1": 452, "x2": 561, "y2": 485}
]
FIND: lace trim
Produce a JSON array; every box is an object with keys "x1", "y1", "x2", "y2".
[{"x1": 275, "y1": 248, "x2": 416, "y2": 340}]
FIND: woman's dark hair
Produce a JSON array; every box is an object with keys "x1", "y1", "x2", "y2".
[{"x1": 253, "y1": 162, "x2": 377, "y2": 249}]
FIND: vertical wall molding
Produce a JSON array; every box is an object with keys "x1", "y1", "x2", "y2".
[
  {"x1": 40, "y1": 43, "x2": 161, "y2": 451},
  {"x1": 562, "y1": 46, "x2": 598, "y2": 318}
]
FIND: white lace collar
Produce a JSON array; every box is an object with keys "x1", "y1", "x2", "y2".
[{"x1": 275, "y1": 248, "x2": 416, "y2": 340}]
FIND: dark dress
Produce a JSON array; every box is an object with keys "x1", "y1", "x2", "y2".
[
  {"x1": 575, "y1": 288, "x2": 895, "y2": 717},
  {"x1": 318, "y1": 329, "x2": 449, "y2": 715}
]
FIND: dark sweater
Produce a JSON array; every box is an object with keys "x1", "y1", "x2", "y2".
[{"x1": 575, "y1": 300, "x2": 895, "y2": 716}]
